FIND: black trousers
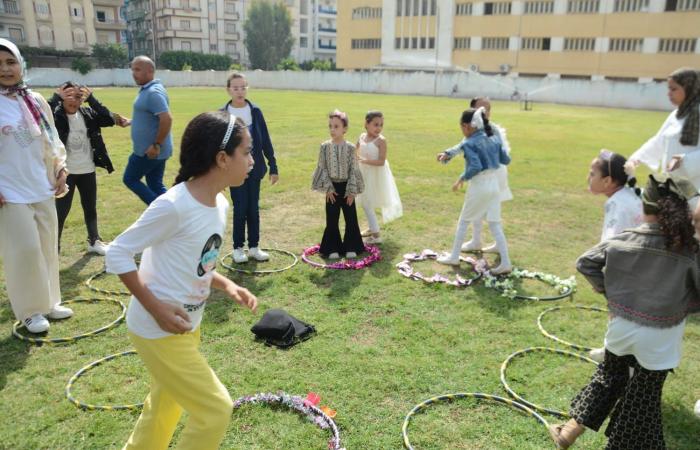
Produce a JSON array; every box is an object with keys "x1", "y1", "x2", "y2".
[
  {"x1": 56, "y1": 172, "x2": 100, "y2": 247},
  {"x1": 569, "y1": 350, "x2": 669, "y2": 450},
  {"x1": 319, "y1": 182, "x2": 364, "y2": 256}
]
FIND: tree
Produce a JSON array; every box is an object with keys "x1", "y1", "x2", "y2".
[
  {"x1": 91, "y1": 43, "x2": 128, "y2": 69},
  {"x1": 244, "y1": 1, "x2": 293, "y2": 70},
  {"x1": 71, "y1": 57, "x2": 93, "y2": 75}
]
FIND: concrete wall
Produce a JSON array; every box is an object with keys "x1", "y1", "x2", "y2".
[{"x1": 26, "y1": 68, "x2": 671, "y2": 111}]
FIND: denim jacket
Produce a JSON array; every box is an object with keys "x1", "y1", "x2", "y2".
[{"x1": 443, "y1": 130, "x2": 510, "y2": 180}]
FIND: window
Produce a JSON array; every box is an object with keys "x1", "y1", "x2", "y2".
[
  {"x1": 454, "y1": 37, "x2": 471, "y2": 50},
  {"x1": 72, "y1": 28, "x2": 86, "y2": 45},
  {"x1": 38, "y1": 25, "x2": 53, "y2": 44},
  {"x1": 70, "y1": 2, "x2": 83, "y2": 19},
  {"x1": 524, "y1": 1, "x2": 554, "y2": 13},
  {"x1": 210, "y1": 44, "x2": 217, "y2": 51},
  {"x1": 9, "y1": 27, "x2": 24, "y2": 42},
  {"x1": 224, "y1": 1, "x2": 235, "y2": 14},
  {"x1": 456, "y1": 2, "x2": 473, "y2": 14},
  {"x1": 96, "y1": 11, "x2": 106, "y2": 22},
  {"x1": 609, "y1": 38, "x2": 643, "y2": 52},
  {"x1": 658, "y1": 38, "x2": 696, "y2": 53},
  {"x1": 563, "y1": 37, "x2": 596, "y2": 51},
  {"x1": 300, "y1": 18, "x2": 307, "y2": 32},
  {"x1": 666, "y1": 0, "x2": 700, "y2": 10},
  {"x1": 209, "y1": 23, "x2": 216, "y2": 30},
  {"x1": 181, "y1": 20, "x2": 190, "y2": 30},
  {"x1": 396, "y1": 0, "x2": 435, "y2": 16},
  {"x1": 484, "y1": 2, "x2": 512, "y2": 14},
  {"x1": 300, "y1": 0, "x2": 307, "y2": 14},
  {"x1": 352, "y1": 7, "x2": 382, "y2": 19},
  {"x1": 613, "y1": 0, "x2": 649, "y2": 12},
  {"x1": 35, "y1": 1, "x2": 50, "y2": 17},
  {"x1": 300, "y1": 36, "x2": 308, "y2": 47},
  {"x1": 521, "y1": 37, "x2": 551, "y2": 50},
  {"x1": 181, "y1": 41, "x2": 191, "y2": 51},
  {"x1": 225, "y1": 21, "x2": 236, "y2": 34},
  {"x1": 351, "y1": 38, "x2": 381, "y2": 49},
  {"x1": 567, "y1": 0, "x2": 600, "y2": 12},
  {"x1": 482, "y1": 37, "x2": 510, "y2": 50}
]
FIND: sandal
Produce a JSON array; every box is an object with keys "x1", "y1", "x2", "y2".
[{"x1": 548, "y1": 420, "x2": 584, "y2": 449}]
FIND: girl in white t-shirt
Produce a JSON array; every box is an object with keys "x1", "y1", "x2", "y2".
[
  {"x1": 586, "y1": 150, "x2": 643, "y2": 363},
  {"x1": 106, "y1": 111, "x2": 257, "y2": 450},
  {"x1": 355, "y1": 110, "x2": 403, "y2": 244},
  {"x1": 0, "y1": 38, "x2": 71, "y2": 334}
]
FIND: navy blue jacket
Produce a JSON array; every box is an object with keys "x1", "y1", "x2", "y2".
[{"x1": 220, "y1": 99, "x2": 277, "y2": 180}]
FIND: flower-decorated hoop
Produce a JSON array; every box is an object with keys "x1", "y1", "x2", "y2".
[
  {"x1": 232, "y1": 392, "x2": 345, "y2": 450},
  {"x1": 483, "y1": 268, "x2": 577, "y2": 301},
  {"x1": 13, "y1": 298, "x2": 126, "y2": 345},
  {"x1": 537, "y1": 305, "x2": 609, "y2": 352},
  {"x1": 220, "y1": 248, "x2": 299, "y2": 275},
  {"x1": 65, "y1": 350, "x2": 144, "y2": 411},
  {"x1": 396, "y1": 249, "x2": 487, "y2": 287},
  {"x1": 500, "y1": 346, "x2": 598, "y2": 419},
  {"x1": 401, "y1": 392, "x2": 550, "y2": 450},
  {"x1": 302, "y1": 244, "x2": 380, "y2": 270}
]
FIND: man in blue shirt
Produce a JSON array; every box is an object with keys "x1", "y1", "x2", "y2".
[{"x1": 119, "y1": 56, "x2": 173, "y2": 204}]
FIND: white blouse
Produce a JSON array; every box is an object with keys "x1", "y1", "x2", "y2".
[{"x1": 601, "y1": 187, "x2": 643, "y2": 241}]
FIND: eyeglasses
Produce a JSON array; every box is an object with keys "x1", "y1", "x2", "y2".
[{"x1": 599, "y1": 149, "x2": 613, "y2": 177}]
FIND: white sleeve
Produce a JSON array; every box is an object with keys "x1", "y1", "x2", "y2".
[
  {"x1": 494, "y1": 124, "x2": 511, "y2": 155},
  {"x1": 629, "y1": 111, "x2": 675, "y2": 171},
  {"x1": 105, "y1": 198, "x2": 180, "y2": 275}
]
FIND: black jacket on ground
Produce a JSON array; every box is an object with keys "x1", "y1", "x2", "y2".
[{"x1": 49, "y1": 93, "x2": 115, "y2": 173}]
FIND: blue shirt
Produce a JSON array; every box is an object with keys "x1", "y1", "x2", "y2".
[
  {"x1": 443, "y1": 130, "x2": 510, "y2": 180},
  {"x1": 131, "y1": 79, "x2": 173, "y2": 160}
]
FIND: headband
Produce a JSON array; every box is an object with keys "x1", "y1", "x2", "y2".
[
  {"x1": 470, "y1": 107, "x2": 485, "y2": 130},
  {"x1": 220, "y1": 114, "x2": 237, "y2": 149}
]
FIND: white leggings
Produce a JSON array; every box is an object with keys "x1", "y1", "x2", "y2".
[{"x1": 362, "y1": 203, "x2": 380, "y2": 234}]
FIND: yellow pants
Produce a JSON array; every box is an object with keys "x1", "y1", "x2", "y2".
[{"x1": 124, "y1": 328, "x2": 233, "y2": 450}]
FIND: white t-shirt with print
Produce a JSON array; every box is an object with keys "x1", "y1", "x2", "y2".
[
  {"x1": 227, "y1": 103, "x2": 252, "y2": 127},
  {"x1": 66, "y1": 113, "x2": 96, "y2": 174},
  {"x1": 106, "y1": 182, "x2": 229, "y2": 339},
  {"x1": 601, "y1": 187, "x2": 643, "y2": 241},
  {"x1": 0, "y1": 94, "x2": 54, "y2": 203}
]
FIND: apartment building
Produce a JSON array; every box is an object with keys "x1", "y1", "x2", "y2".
[
  {"x1": 0, "y1": 0, "x2": 126, "y2": 51},
  {"x1": 337, "y1": 0, "x2": 700, "y2": 80},
  {"x1": 126, "y1": 0, "x2": 244, "y2": 61}
]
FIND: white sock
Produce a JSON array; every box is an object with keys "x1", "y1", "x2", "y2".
[
  {"x1": 468, "y1": 220, "x2": 483, "y2": 246},
  {"x1": 488, "y1": 221, "x2": 511, "y2": 268},
  {"x1": 450, "y1": 217, "x2": 470, "y2": 260}
]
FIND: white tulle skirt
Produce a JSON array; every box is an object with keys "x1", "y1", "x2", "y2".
[{"x1": 356, "y1": 161, "x2": 403, "y2": 223}]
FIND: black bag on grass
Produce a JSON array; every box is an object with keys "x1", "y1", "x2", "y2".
[{"x1": 250, "y1": 309, "x2": 316, "y2": 349}]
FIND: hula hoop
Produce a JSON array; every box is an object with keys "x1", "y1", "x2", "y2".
[
  {"x1": 302, "y1": 244, "x2": 380, "y2": 270},
  {"x1": 500, "y1": 347, "x2": 598, "y2": 419},
  {"x1": 483, "y1": 268, "x2": 576, "y2": 301},
  {"x1": 401, "y1": 392, "x2": 550, "y2": 450},
  {"x1": 65, "y1": 350, "x2": 144, "y2": 411},
  {"x1": 233, "y1": 392, "x2": 344, "y2": 450},
  {"x1": 396, "y1": 249, "x2": 486, "y2": 287},
  {"x1": 220, "y1": 248, "x2": 298, "y2": 274},
  {"x1": 12, "y1": 298, "x2": 126, "y2": 345},
  {"x1": 85, "y1": 269, "x2": 130, "y2": 296},
  {"x1": 538, "y1": 305, "x2": 609, "y2": 352}
]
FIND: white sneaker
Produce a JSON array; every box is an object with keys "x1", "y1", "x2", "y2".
[
  {"x1": 87, "y1": 239, "x2": 108, "y2": 256},
  {"x1": 47, "y1": 304, "x2": 74, "y2": 320},
  {"x1": 460, "y1": 240, "x2": 482, "y2": 252},
  {"x1": 481, "y1": 243, "x2": 499, "y2": 253},
  {"x1": 437, "y1": 255, "x2": 460, "y2": 266},
  {"x1": 490, "y1": 264, "x2": 513, "y2": 275},
  {"x1": 365, "y1": 236, "x2": 383, "y2": 244},
  {"x1": 248, "y1": 247, "x2": 269, "y2": 261},
  {"x1": 588, "y1": 347, "x2": 605, "y2": 363},
  {"x1": 694, "y1": 399, "x2": 700, "y2": 418},
  {"x1": 233, "y1": 248, "x2": 248, "y2": 263},
  {"x1": 24, "y1": 314, "x2": 49, "y2": 333},
  {"x1": 328, "y1": 252, "x2": 340, "y2": 260},
  {"x1": 346, "y1": 252, "x2": 357, "y2": 258}
]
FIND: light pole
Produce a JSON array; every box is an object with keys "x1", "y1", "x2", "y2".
[{"x1": 433, "y1": 4, "x2": 440, "y2": 96}]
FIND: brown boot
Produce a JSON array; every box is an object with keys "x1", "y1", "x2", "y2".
[{"x1": 548, "y1": 419, "x2": 585, "y2": 449}]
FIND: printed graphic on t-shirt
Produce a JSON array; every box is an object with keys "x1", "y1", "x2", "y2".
[
  {"x1": 197, "y1": 233, "x2": 223, "y2": 276},
  {"x1": 1, "y1": 123, "x2": 34, "y2": 148}
]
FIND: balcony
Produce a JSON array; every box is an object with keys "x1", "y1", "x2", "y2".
[
  {"x1": 159, "y1": 7, "x2": 203, "y2": 17},
  {"x1": 318, "y1": 26, "x2": 336, "y2": 33},
  {"x1": 127, "y1": 9, "x2": 147, "y2": 20},
  {"x1": 224, "y1": 10, "x2": 240, "y2": 19},
  {"x1": 92, "y1": 0, "x2": 123, "y2": 6},
  {"x1": 132, "y1": 29, "x2": 151, "y2": 40},
  {"x1": 317, "y1": 42, "x2": 336, "y2": 50},
  {"x1": 318, "y1": 6, "x2": 337, "y2": 15},
  {"x1": 0, "y1": 0, "x2": 20, "y2": 16},
  {"x1": 156, "y1": 28, "x2": 203, "y2": 39},
  {"x1": 95, "y1": 18, "x2": 127, "y2": 30},
  {"x1": 224, "y1": 31, "x2": 240, "y2": 40}
]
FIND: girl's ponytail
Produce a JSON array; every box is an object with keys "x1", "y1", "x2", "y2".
[
  {"x1": 626, "y1": 176, "x2": 641, "y2": 197},
  {"x1": 657, "y1": 194, "x2": 698, "y2": 253}
]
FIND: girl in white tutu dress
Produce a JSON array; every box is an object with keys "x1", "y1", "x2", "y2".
[{"x1": 356, "y1": 111, "x2": 403, "y2": 244}]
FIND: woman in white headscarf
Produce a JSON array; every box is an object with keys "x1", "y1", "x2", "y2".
[{"x1": 0, "y1": 38, "x2": 72, "y2": 333}]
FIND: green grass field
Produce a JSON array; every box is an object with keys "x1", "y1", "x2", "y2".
[{"x1": 0, "y1": 87, "x2": 698, "y2": 450}]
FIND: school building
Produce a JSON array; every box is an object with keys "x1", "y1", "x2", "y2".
[{"x1": 337, "y1": 0, "x2": 700, "y2": 81}]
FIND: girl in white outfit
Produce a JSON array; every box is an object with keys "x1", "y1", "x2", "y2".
[{"x1": 356, "y1": 111, "x2": 403, "y2": 244}]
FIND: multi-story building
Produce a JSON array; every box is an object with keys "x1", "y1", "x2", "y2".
[
  {"x1": 126, "y1": 0, "x2": 244, "y2": 62},
  {"x1": 337, "y1": 0, "x2": 700, "y2": 80},
  {"x1": 0, "y1": 0, "x2": 126, "y2": 51}
]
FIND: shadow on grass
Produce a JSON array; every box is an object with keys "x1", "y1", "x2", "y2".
[
  {"x1": 59, "y1": 253, "x2": 100, "y2": 300},
  {"x1": 663, "y1": 398, "x2": 700, "y2": 449},
  {"x1": 0, "y1": 332, "x2": 30, "y2": 391}
]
